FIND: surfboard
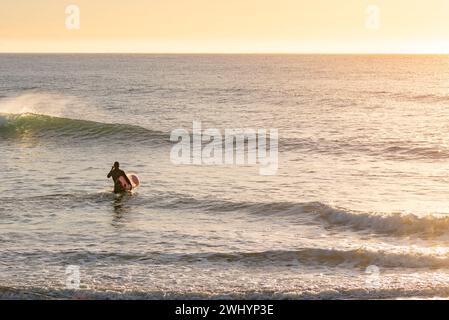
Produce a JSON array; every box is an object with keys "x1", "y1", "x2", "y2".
[
  {"x1": 127, "y1": 173, "x2": 140, "y2": 188},
  {"x1": 117, "y1": 174, "x2": 140, "y2": 191}
]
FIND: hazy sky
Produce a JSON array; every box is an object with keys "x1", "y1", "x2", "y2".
[{"x1": 1, "y1": 0, "x2": 449, "y2": 53}]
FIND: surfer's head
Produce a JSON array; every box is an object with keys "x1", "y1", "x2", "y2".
[{"x1": 113, "y1": 161, "x2": 120, "y2": 169}]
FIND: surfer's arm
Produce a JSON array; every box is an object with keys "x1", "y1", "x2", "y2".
[{"x1": 107, "y1": 168, "x2": 113, "y2": 178}]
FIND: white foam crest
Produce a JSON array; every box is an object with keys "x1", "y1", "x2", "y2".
[
  {"x1": 0, "y1": 92, "x2": 91, "y2": 120},
  {"x1": 315, "y1": 204, "x2": 449, "y2": 236}
]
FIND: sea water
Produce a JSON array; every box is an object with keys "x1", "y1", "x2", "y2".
[{"x1": 2, "y1": 54, "x2": 449, "y2": 299}]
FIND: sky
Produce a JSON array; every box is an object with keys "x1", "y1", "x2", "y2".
[{"x1": 1, "y1": 0, "x2": 449, "y2": 53}]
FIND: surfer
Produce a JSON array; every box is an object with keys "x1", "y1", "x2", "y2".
[{"x1": 107, "y1": 162, "x2": 133, "y2": 193}]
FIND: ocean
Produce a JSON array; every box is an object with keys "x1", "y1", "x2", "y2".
[{"x1": 2, "y1": 54, "x2": 449, "y2": 299}]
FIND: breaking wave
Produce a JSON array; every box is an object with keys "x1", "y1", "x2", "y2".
[
  {"x1": 0, "y1": 113, "x2": 169, "y2": 146},
  {"x1": 5, "y1": 191, "x2": 449, "y2": 238}
]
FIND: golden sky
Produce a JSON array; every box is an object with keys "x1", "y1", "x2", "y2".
[{"x1": 1, "y1": 0, "x2": 449, "y2": 53}]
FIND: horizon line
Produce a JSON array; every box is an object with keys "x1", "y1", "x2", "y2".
[{"x1": 1, "y1": 52, "x2": 449, "y2": 55}]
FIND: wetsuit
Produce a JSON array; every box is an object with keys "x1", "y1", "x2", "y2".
[{"x1": 107, "y1": 168, "x2": 132, "y2": 193}]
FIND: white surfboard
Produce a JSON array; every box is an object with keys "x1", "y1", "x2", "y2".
[
  {"x1": 127, "y1": 173, "x2": 140, "y2": 189},
  {"x1": 118, "y1": 173, "x2": 140, "y2": 191}
]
